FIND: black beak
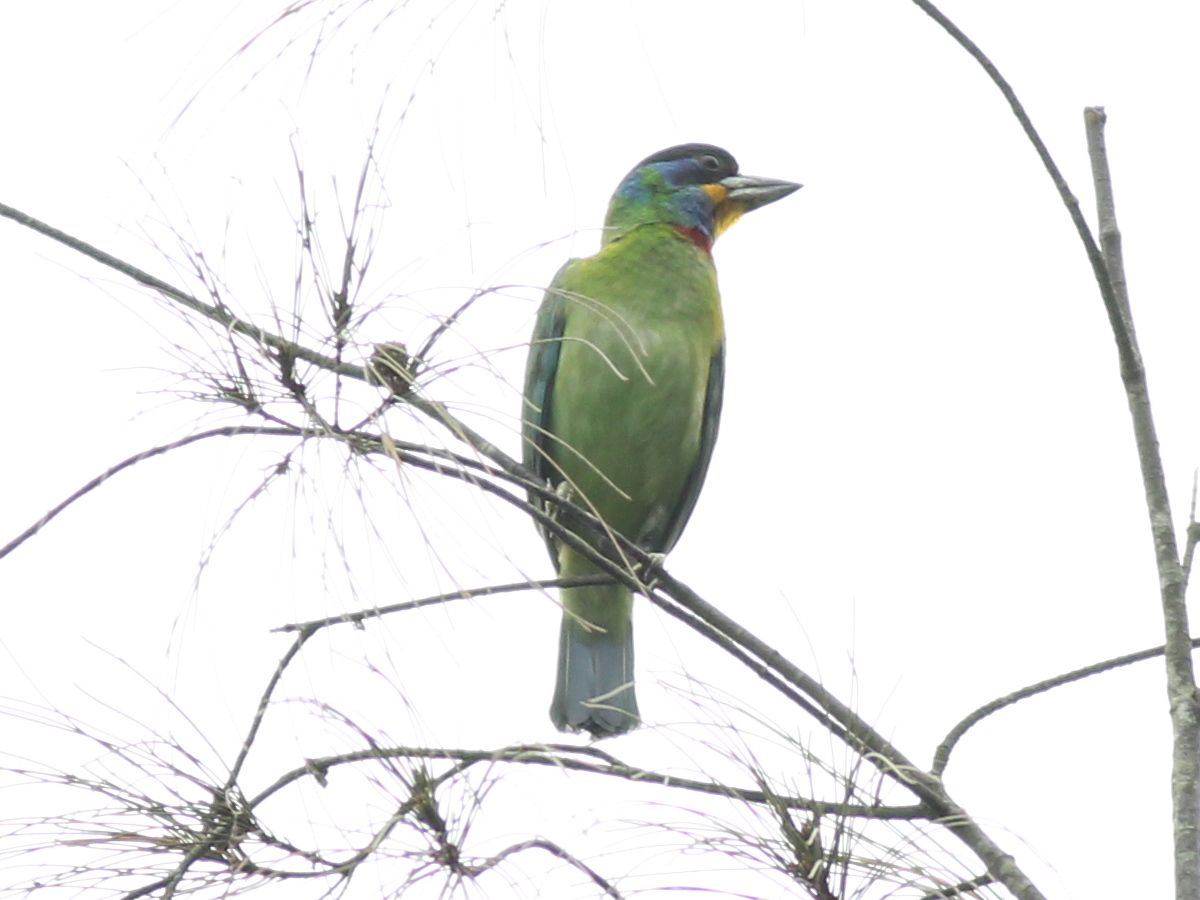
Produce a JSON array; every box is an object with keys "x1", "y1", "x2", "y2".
[{"x1": 719, "y1": 174, "x2": 803, "y2": 211}]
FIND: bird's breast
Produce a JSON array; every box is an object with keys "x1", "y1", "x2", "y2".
[{"x1": 546, "y1": 232, "x2": 723, "y2": 539}]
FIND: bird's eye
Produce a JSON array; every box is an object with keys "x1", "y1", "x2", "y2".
[{"x1": 699, "y1": 154, "x2": 722, "y2": 172}]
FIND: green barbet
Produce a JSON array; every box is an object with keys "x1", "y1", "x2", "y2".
[{"x1": 523, "y1": 143, "x2": 800, "y2": 736}]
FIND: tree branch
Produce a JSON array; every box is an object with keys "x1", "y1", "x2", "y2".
[
  {"x1": 934, "y1": 635, "x2": 1200, "y2": 776},
  {"x1": 1, "y1": 197, "x2": 1035, "y2": 897},
  {"x1": 0, "y1": 425, "x2": 306, "y2": 560},
  {"x1": 910, "y1": 3, "x2": 1198, "y2": 895},
  {"x1": 1084, "y1": 106, "x2": 1200, "y2": 895},
  {"x1": 274, "y1": 575, "x2": 619, "y2": 633},
  {"x1": 249, "y1": 742, "x2": 925, "y2": 822}
]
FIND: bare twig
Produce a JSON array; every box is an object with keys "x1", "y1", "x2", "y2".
[
  {"x1": 227, "y1": 628, "x2": 317, "y2": 786},
  {"x1": 0, "y1": 425, "x2": 305, "y2": 560},
  {"x1": 0, "y1": 203, "x2": 363, "y2": 380},
  {"x1": 1182, "y1": 470, "x2": 1200, "y2": 588},
  {"x1": 249, "y1": 742, "x2": 924, "y2": 822},
  {"x1": 911, "y1": 3, "x2": 1198, "y2": 895},
  {"x1": 934, "y1": 635, "x2": 1200, "y2": 775},
  {"x1": 1084, "y1": 106, "x2": 1200, "y2": 895},
  {"x1": 112, "y1": 628, "x2": 320, "y2": 897},
  {"x1": 466, "y1": 839, "x2": 622, "y2": 899},
  {"x1": 908, "y1": 2, "x2": 1138, "y2": 378},
  {"x1": 274, "y1": 575, "x2": 617, "y2": 632}
]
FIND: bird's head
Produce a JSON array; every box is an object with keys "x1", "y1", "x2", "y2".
[{"x1": 603, "y1": 143, "x2": 800, "y2": 251}]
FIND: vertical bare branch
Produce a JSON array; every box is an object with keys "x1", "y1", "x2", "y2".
[
  {"x1": 1084, "y1": 106, "x2": 1200, "y2": 898},
  {"x1": 908, "y1": 2, "x2": 1198, "y2": 892}
]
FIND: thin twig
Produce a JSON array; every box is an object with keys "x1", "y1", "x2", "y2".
[
  {"x1": 469, "y1": 839, "x2": 622, "y2": 898},
  {"x1": 1183, "y1": 469, "x2": 1200, "y2": 588},
  {"x1": 248, "y1": 742, "x2": 925, "y2": 821},
  {"x1": 934, "y1": 635, "x2": 1200, "y2": 775},
  {"x1": 227, "y1": 628, "x2": 318, "y2": 785},
  {"x1": 273, "y1": 575, "x2": 617, "y2": 632},
  {"x1": 908, "y1": 2, "x2": 1138, "y2": 379},
  {"x1": 0, "y1": 425, "x2": 305, "y2": 560},
  {"x1": 0, "y1": 202, "x2": 364, "y2": 380}
]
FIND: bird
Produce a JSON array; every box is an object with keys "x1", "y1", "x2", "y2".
[{"x1": 522, "y1": 143, "x2": 800, "y2": 737}]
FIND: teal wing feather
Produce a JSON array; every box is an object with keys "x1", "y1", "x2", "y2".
[
  {"x1": 647, "y1": 341, "x2": 725, "y2": 554},
  {"x1": 521, "y1": 262, "x2": 574, "y2": 568}
]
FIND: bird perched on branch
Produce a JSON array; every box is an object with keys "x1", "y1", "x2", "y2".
[{"x1": 522, "y1": 143, "x2": 800, "y2": 737}]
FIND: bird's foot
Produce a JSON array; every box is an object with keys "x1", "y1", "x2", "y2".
[
  {"x1": 636, "y1": 552, "x2": 667, "y2": 590},
  {"x1": 539, "y1": 479, "x2": 573, "y2": 521},
  {"x1": 548, "y1": 479, "x2": 577, "y2": 520}
]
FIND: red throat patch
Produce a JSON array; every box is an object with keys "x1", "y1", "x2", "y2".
[{"x1": 673, "y1": 224, "x2": 713, "y2": 254}]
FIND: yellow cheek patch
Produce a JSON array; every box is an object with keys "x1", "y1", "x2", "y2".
[{"x1": 702, "y1": 183, "x2": 743, "y2": 238}]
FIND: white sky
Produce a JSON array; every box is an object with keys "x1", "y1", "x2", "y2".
[{"x1": 3, "y1": 1, "x2": 1199, "y2": 897}]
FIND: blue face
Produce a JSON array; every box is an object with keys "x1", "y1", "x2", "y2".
[
  {"x1": 606, "y1": 146, "x2": 739, "y2": 241},
  {"x1": 623, "y1": 160, "x2": 715, "y2": 231}
]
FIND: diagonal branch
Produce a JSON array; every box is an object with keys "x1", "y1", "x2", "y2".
[
  {"x1": 934, "y1": 635, "x2": 1200, "y2": 776},
  {"x1": 0, "y1": 425, "x2": 306, "y2": 560},
  {"x1": 2, "y1": 198, "x2": 1035, "y2": 898},
  {"x1": 908, "y1": 1, "x2": 1139, "y2": 378},
  {"x1": 0, "y1": 203, "x2": 362, "y2": 380},
  {"x1": 274, "y1": 575, "x2": 618, "y2": 632}
]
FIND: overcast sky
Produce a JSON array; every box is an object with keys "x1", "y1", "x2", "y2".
[{"x1": 3, "y1": 1, "x2": 1199, "y2": 897}]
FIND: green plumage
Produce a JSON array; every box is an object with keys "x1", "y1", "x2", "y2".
[{"x1": 523, "y1": 144, "x2": 799, "y2": 736}]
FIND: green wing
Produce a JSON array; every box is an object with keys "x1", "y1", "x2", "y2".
[
  {"x1": 521, "y1": 262, "x2": 573, "y2": 567},
  {"x1": 522, "y1": 255, "x2": 723, "y2": 561},
  {"x1": 646, "y1": 341, "x2": 724, "y2": 554}
]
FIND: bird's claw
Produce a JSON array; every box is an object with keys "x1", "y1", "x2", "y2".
[
  {"x1": 548, "y1": 480, "x2": 575, "y2": 519},
  {"x1": 636, "y1": 552, "x2": 667, "y2": 590}
]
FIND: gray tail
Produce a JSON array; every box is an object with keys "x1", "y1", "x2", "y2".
[{"x1": 549, "y1": 614, "x2": 640, "y2": 737}]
